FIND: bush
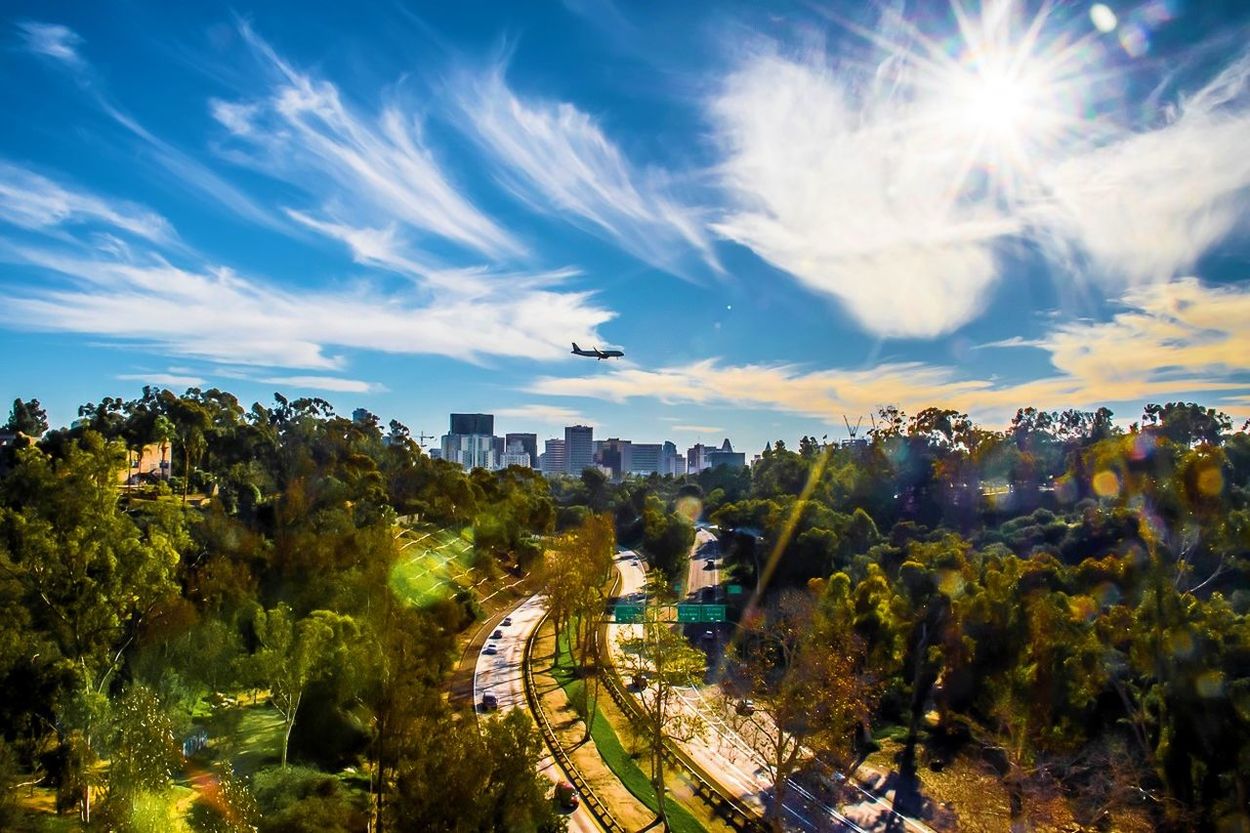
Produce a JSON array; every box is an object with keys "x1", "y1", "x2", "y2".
[{"x1": 252, "y1": 766, "x2": 365, "y2": 833}]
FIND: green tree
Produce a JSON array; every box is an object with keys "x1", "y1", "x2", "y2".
[{"x1": 5, "y1": 398, "x2": 48, "y2": 437}]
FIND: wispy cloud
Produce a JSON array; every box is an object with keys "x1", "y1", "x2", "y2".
[
  {"x1": 530, "y1": 278, "x2": 1250, "y2": 423},
  {"x1": 211, "y1": 24, "x2": 523, "y2": 260},
  {"x1": 455, "y1": 66, "x2": 719, "y2": 278},
  {"x1": 0, "y1": 243, "x2": 614, "y2": 369},
  {"x1": 116, "y1": 372, "x2": 206, "y2": 388},
  {"x1": 17, "y1": 22, "x2": 281, "y2": 232},
  {"x1": 260, "y1": 375, "x2": 385, "y2": 394},
  {"x1": 0, "y1": 162, "x2": 174, "y2": 243},
  {"x1": 496, "y1": 404, "x2": 587, "y2": 425},
  {"x1": 17, "y1": 21, "x2": 84, "y2": 68},
  {"x1": 1031, "y1": 50, "x2": 1250, "y2": 281},
  {"x1": 671, "y1": 424, "x2": 725, "y2": 434},
  {"x1": 709, "y1": 53, "x2": 1016, "y2": 338}
]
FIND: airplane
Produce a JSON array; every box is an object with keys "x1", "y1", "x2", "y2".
[{"x1": 571, "y1": 342, "x2": 624, "y2": 360}]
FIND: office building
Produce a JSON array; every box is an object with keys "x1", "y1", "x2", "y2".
[
  {"x1": 627, "y1": 442, "x2": 662, "y2": 475},
  {"x1": 505, "y1": 433, "x2": 538, "y2": 467},
  {"x1": 564, "y1": 425, "x2": 594, "y2": 475},
  {"x1": 596, "y1": 438, "x2": 630, "y2": 480},
  {"x1": 450, "y1": 413, "x2": 494, "y2": 436},
  {"x1": 706, "y1": 438, "x2": 747, "y2": 470},
  {"x1": 540, "y1": 438, "x2": 567, "y2": 475}
]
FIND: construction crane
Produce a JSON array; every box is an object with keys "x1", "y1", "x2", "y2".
[
  {"x1": 843, "y1": 415, "x2": 863, "y2": 440},
  {"x1": 416, "y1": 432, "x2": 436, "y2": 447}
]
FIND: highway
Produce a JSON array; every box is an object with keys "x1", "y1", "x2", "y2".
[
  {"x1": 473, "y1": 594, "x2": 602, "y2": 833},
  {"x1": 611, "y1": 546, "x2": 930, "y2": 833}
]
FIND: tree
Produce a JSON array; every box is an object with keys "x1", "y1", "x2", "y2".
[
  {"x1": 5, "y1": 398, "x2": 48, "y2": 437},
  {"x1": 616, "y1": 577, "x2": 707, "y2": 831},
  {"x1": 725, "y1": 591, "x2": 880, "y2": 831},
  {"x1": 250, "y1": 605, "x2": 357, "y2": 768}
]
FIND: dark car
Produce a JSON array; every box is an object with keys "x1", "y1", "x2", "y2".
[
  {"x1": 705, "y1": 559, "x2": 715, "y2": 569},
  {"x1": 481, "y1": 692, "x2": 498, "y2": 711},
  {"x1": 632, "y1": 673, "x2": 649, "y2": 690},
  {"x1": 492, "y1": 629, "x2": 504, "y2": 639},
  {"x1": 555, "y1": 780, "x2": 579, "y2": 810},
  {"x1": 736, "y1": 699, "x2": 755, "y2": 716},
  {"x1": 702, "y1": 629, "x2": 715, "y2": 642},
  {"x1": 501, "y1": 617, "x2": 512, "y2": 626}
]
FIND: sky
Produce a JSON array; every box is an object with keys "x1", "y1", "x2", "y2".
[{"x1": 2, "y1": 0, "x2": 1249, "y2": 455}]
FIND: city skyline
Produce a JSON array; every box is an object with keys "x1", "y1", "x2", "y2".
[{"x1": 2, "y1": 2, "x2": 1249, "y2": 456}]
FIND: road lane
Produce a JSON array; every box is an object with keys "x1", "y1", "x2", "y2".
[{"x1": 473, "y1": 594, "x2": 602, "y2": 833}]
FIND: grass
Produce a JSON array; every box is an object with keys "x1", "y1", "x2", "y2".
[
  {"x1": 389, "y1": 524, "x2": 477, "y2": 606},
  {"x1": 551, "y1": 628, "x2": 708, "y2": 833}
]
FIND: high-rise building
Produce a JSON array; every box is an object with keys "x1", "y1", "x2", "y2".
[
  {"x1": 450, "y1": 413, "x2": 494, "y2": 436},
  {"x1": 627, "y1": 442, "x2": 662, "y2": 475},
  {"x1": 660, "y1": 441, "x2": 682, "y2": 476},
  {"x1": 541, "y1": 438, "x2": 566, "y2": 476},
  {"x1": 596, "y1": 438, "x2": 630, "y2": 480},
  {"x1": 687, "y1": 443, "x2": 711, "y2": 474},
  {"x1": 501, "y1": 438, "x2": 531, "y2": 468},
  {"x1": 505, "y1": 433, "x2": 538, "y2": 467},
  {"x1": 441, "y1": 413, "x2": 497, "y2": 470},
  {"x1": 564, "y1": 425, "x2": 594, "y2": 475},
  {"x1": 705, "y1": 438, "x2": 746, "y2": 470}
]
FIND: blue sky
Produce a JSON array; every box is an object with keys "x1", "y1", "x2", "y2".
[{"x1": 2, "y1": 0, "x2": 1249, "y2": 453}]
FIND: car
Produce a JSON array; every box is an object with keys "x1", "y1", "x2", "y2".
[
  {"x1": 632, "y1": 673, "x2": 649, "y2": 690},
  {"x1": 483, "y1": 644, "x2": 498, "y2": 655},
  {"x1": 736, "y1": 699, "x2": 755, "y2": 716},
  {"x1": 501, "y1": 617, "x2": 512, "y2": 626},
  {"x1": 705, "y1": 559, "x2": 716, "y2": 569},
  {"x1": 702, "y1": 629, "x2": 715, "y2": 642},
  {"x1": 700, "y1": 586, "x2": 716, "y2": 603},
  {"x1": 481, "y1": 692, "x2": 498, "y2": 711},
  {"x1": 554, "y1": 780, "x2": 579, "y2": 810},
  {"x1": 492, "y1": 629, "x2": 504, "y2": 639}
]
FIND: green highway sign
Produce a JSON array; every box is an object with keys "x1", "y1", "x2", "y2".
[
  {"x1": 702, "y1": 605, "x2": 727, "y2": 623},
  {"x1": 726, "y1": 584, "x2": 744, "y2": 596},
  {"x1": 614, "y1": 604, "x2": 644, "y2": 623},
  {"x1": 676, "y1": 604, "x2": 702, "y2": 623}
]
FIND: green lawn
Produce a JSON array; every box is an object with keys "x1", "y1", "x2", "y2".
[
  {"x1": 389, "y1": 524, "x2": 477, "y2": 606},
  {"x1": 551, "y1": 629, "x2": 708, "y2": 833}
]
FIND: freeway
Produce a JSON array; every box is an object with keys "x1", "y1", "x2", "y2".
[
  {"x1": 473, "y1": 594, "x2": 602, "y2": 833},
  {"x1": 684, "y1": 528, "x2": 721, "y2": 604},
  {"x1": 610, "y1": 548, "x2": 931, "y2": 833}
]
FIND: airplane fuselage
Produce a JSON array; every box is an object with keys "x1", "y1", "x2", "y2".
[{"x1": 571, "y1": 342, "x2": 623, "y2": 360}]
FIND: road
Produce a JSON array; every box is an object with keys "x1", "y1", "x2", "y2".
[
  {"x1": 611, "y1": 547, "x2": 930, "y2": 833},
  {"x1": 684, "y1": 528, "x2": 721, "y2": 603},
  {"x1": 473, "y1": 594, "x2": 602, "y2": 833}
]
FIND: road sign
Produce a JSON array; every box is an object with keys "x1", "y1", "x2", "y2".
[
  {"x1": 614, "y1": 604, "x2": 644, "y2": 623},
  {"x1": 727, "y1": 584, "x2": 744, "y2": 596},
  {"x1": 676, "y1": 604, "x2": 702, "y2": 623},
  {"x1": 701, "y1": 605, "x2": 727, "y2": 623}
]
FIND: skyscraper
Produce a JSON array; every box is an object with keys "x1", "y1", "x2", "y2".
[
  {"x1": 505, "y1": 433, "x2": 538, "y2": 467},
  {"x1": 540, "y1": 438, "x2": 566, "y2": 475},
  {"x1": 450, "y1": 413, "x2": 494, "y2": 435},
  {"x1": 564, "y1": 425, "x2": 594, "y2": 475}
]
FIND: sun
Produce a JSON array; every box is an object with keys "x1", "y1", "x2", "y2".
[{"x1": 951, "y1": 61, "x2": 1047, "y2": 140}]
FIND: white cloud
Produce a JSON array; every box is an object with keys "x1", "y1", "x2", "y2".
[
  {"x1": 0, "y1": 162, "x2": 174, "y2": 243},
  {"x1": 530, "y1": 278, "x2": 1250, "y2": 423},
  {"x1": 211, "y1": 25, "x2": 523, "y2": 260},
  {"x1": 0, "y1": 244, "x2": 615, "y2": 369},
  {"x1": 709, "y1": 54, "x2": 1016, "y2": 338},
  {"x1": 671, "y1": 424, "x2": 725, "y2": 434},
  {"x1": 17, "y1": 21, "x2": 83, "y2": 68},
  {"x1": 260, "y1": 375, "x2": 384, "y2": 394},
  {"x1": 1033, "y1": 51, "x2": 1250, "y2": 281},
  {"x1": 456, "y1": 67, "x2": 718, "y2": 278},
  {"x1": 496, "y1": 404, "x2": 587, "y2": 424},
  {"x1": 117, "y1": 372, "x2": 206, "y2": 388}
]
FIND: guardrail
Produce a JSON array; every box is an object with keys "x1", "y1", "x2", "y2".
[
  {"x1": 522, "y1": 609, "x2": 629, "y2": 833},
  {"x1": 596, "y1": 569, "x2": 768, "y2": 833}
]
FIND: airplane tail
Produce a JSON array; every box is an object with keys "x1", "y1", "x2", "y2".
[{"x1": 571, "y1": 342, "x2": 580, "y2": 351}]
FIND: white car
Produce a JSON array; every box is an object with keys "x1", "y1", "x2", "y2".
[{"x1": 483, "y1": 644, "x2": 498, "y2": 655}]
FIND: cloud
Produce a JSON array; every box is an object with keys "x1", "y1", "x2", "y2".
[
  {"x1": 1032, "y1": 50, "x2": 1250, "y2": 281},
  {"x1": 671, "y1": 424, "x2": 725, "y2": 433},
  {"x1": 495, "y1": 404, "x2": 587, "y2": 425},
  {"x1": 455, "y1": 67, "x2": 718, "y2": 278},
  {"x1": 17, "y1": 21, "x2": 84, "y2": 68},
  {"x1": 211, "y1": 24, "x2": 523, "y2": 260},
  {"x1": 0, "y1": 162, "x2": 174, "y2": 243},
  {"x1": 260, "y1": 375, "x2": 385, "y2": 394},
  {"x1": 0, "y1": 243, "x2": 615, "y2": 369},
  {"x1": 709, "y1": 54, "x2": 1017, "y2": 338},
  {"x1": 117, "y1": 372, "x2": 206, "y2": 388},
  {"x1": 530, "y1": 278, "x2": 1250, "y2": 423}
]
